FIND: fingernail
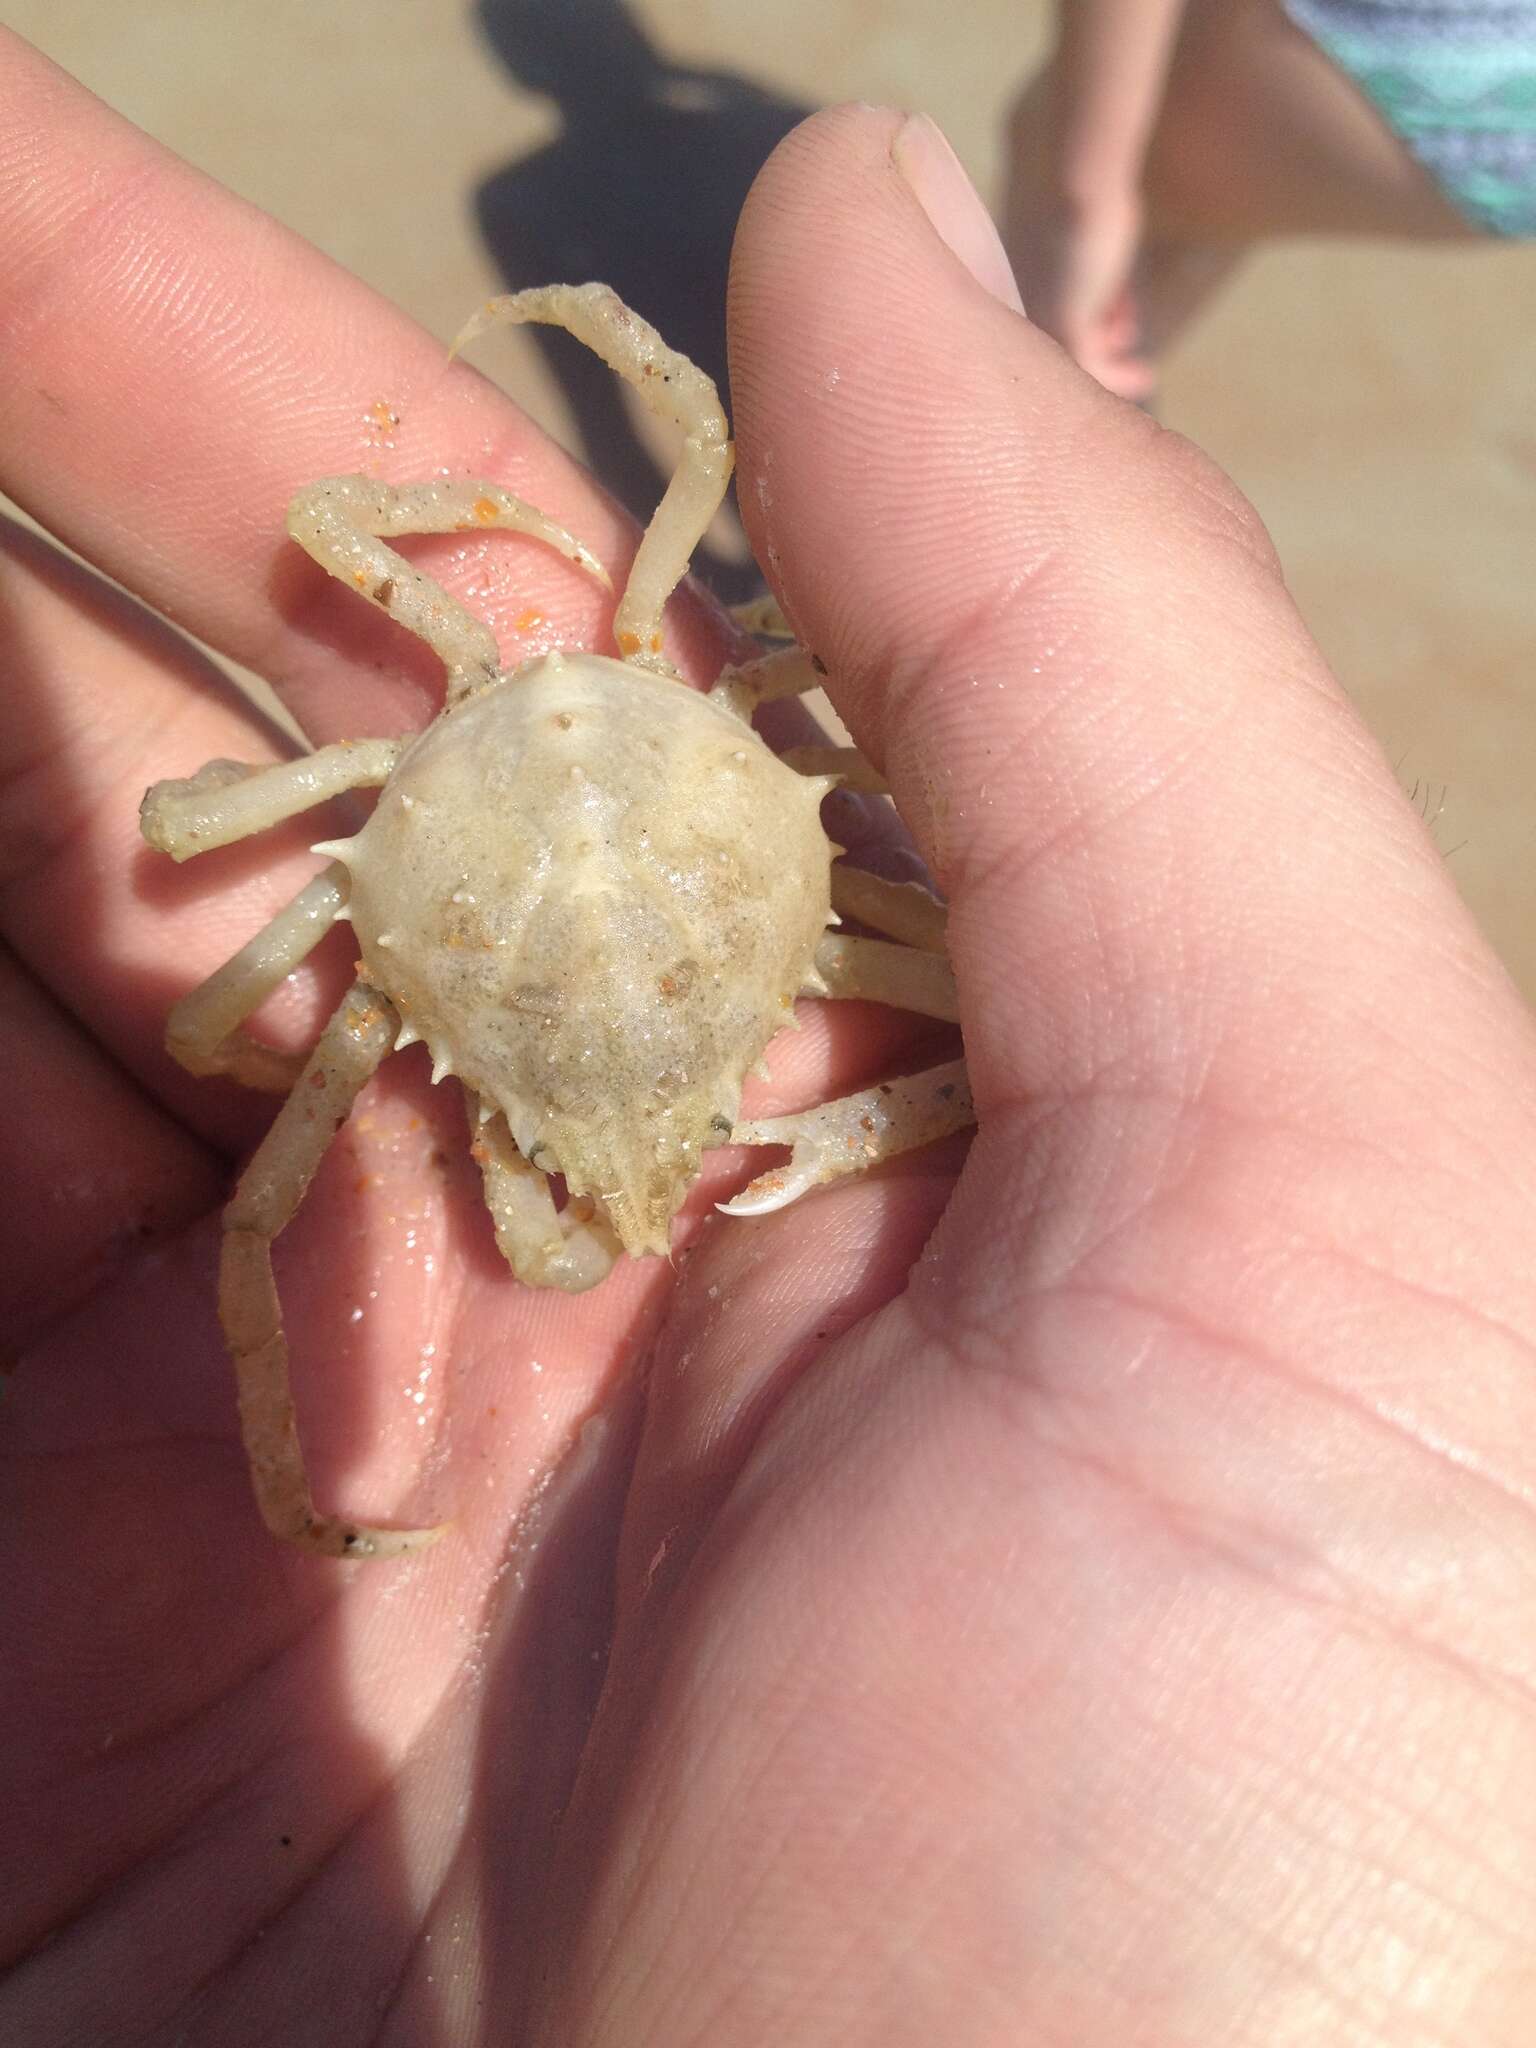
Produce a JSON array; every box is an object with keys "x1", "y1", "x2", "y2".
[{"x1": 891, "y1": 113, "x2": 1025, "y2": 315}]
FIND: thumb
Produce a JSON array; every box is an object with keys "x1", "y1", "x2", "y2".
[{"x1": 727, "y1": 107, "x2": 1518, "y2": 1268}]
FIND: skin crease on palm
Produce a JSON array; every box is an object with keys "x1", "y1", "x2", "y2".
[{"x1": 3, "y1": 26, "x2": 1536, "y2": 2047}]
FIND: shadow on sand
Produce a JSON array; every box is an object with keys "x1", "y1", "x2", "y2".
[{"x1": 473, "y1": 0, "x2": 812, "y2": 600}]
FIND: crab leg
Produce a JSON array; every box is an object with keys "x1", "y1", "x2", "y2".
[
  {"x1": 782, "y1": 744, "x2": 890, "y2": 795},
  {"x1": 708, "y1": 644, "x2": 826, "y2": 719},
  {"x1": 729, "y1": 594, "x2": 795, "y2": 640},
  {"x1": 469, "y1": 1105, "x2": 621, "y2": 1293},
  {"x1": 141, "y1": 738, "x2": 403, "y2": 860},
  {"x1": 712, "y1": 649, "x2": 893, "y2": 805},
  {"x1": 720, "y1": 1059, "x2": 973, "y2": 1217},
  {"x1": 165, "y1": 863, "x2": 350, "y2": 1091},
  {"x1": 287, "y1": 476, "x2": 611, "y2": 703},
  {"x1": 809, "y1": 934, "x2": 960, "y2": 1023},
  {"x1": 454, "y1": 285, "x2": 732, "y2": 676},
  {"x1": 829, "y1": 866, "x2": 948, "y2": 952},
  {"x1": 222, "y1": 981, "x2": 445, "y2": 1558}
]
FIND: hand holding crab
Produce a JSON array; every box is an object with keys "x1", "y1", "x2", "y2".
[{"x1": 6, "y1": 44, "x2": 1536, "y2": 2048}]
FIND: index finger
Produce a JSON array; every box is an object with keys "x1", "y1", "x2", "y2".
[{"x1": 0, "y1": 31, "x2": 733, "y2": 748}]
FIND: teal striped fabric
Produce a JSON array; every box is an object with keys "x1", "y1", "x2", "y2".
[{"x1": 1284, "y1": 1, "x2": 1536, "y2": 233}]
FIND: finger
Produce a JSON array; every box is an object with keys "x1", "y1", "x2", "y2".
[
  {"x1": 735, "y1": 112, "x2": 1314, "y2": 1065},
  {"x1": 0, "y1": 33, "x2": 732, "y2": 747},
  {"x1": 726, "y1": 106, "x2": 1536, "y2": 1386},
  {"x1": 0, "y1": 942, "x2": 221, "y2": 1347},
  {"x1": 730, "y1": 110, "x2": 1527, "y2": 1126},
  {"x1": 0, "y1": 516, "x2": 359, "y2": 1150}
]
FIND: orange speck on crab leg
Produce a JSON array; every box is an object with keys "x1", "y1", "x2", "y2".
[
  {"x1": 472, "y1": 496, "x2": 500, "y2": 524},
  {"x1": 617, "y1": 630, "x2": 641, "y2": 655},
  {"x1": 514, "y1": 608, "x2": 544, "y2": 633}
]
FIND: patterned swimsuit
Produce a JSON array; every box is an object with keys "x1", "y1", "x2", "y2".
[{"x1": 1283, "y1": 0, "x2": 1536, "y2": 233}]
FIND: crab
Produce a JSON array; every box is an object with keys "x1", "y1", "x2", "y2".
[{"x1": 141, "y1": 285, "x2": 973, "y2": 1558}]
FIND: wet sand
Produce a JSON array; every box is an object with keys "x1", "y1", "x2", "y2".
[{"x1": 12, "y1": 1, "x2": 1536, "y2": 989}]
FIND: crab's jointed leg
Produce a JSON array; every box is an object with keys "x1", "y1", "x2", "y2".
[
  {"x1": 165, "y1": 863, "x2": 350, "y2": 1091},
  {"x1": 708, "y1": 644, "x2": 825, "y2": 718},
  {"x1": 782, "y1": 744, "x2": 890, "y2": 795},
  {"x1": 469, "y1": 1104, "x2": 621, "y2": 1293},
  {"x1": 729, "y1": 594, "x2": 796, "y2": 640},
  {"x1": 809, "y1": 933, "x2": 960, "y2": 1023},
  {"x1": 287, "y1": 476, "x2": 610, "y2": 703},
  {"x1": 454, "y1": 284, "x2": 733, "y2": 676},
  {"x1": 829, "y1": 866, "x2": 948, "y2": 953},
  {"x1": 143, "y1": 738, "x2": 401, "y2": 1089},
  {"x1": 221, "y1": 980, "x2": 444, "y2": 1558},
  {"x1": 141, "y1": 738, "x2": 403, "y2": 861},
  {"x1": 721, "y1": 1059, "x2": 974, "y2": 1217}
]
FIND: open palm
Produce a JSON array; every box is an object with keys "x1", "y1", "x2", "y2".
[{"x1": 6, "y1": 43, "x2": 1536, "y2": 2047}]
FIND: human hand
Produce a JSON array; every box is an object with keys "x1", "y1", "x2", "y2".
[{"x1": 5, "y1": 46, "x2": 1536, "y2": 2048}]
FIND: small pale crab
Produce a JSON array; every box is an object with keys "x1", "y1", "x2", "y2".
[{"x1": 141, "y1": 285, "x2": 973, "y2": 1558}]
